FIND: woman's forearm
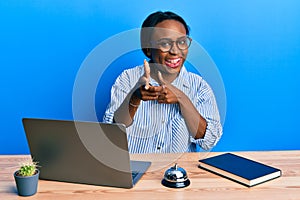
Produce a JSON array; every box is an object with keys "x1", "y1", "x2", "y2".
[
  {"x1": 178, "y1": 94, "x2": 207, "y2": 139},
  {"x1": 113, "y1": 90, "x2": 141, "y2": 127}
]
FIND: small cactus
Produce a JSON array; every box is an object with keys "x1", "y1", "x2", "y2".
[{"x1": 18, "y1": 159, "x2": 38, "y2": 177}]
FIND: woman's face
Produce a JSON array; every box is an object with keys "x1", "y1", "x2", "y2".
[{"x1": 149, "y1": 20, "x2": 188, "y2": 76}]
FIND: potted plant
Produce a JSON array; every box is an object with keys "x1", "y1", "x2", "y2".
[{"x1": 14, "y1": 158, "x2": 40, "y2": 196}]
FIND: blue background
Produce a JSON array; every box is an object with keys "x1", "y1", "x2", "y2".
[{"x1": 1, "y1": 0, "x2": 299, "y2": 154}]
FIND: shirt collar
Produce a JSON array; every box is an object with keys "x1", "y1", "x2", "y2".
[{"x1": 172, "y1": 66, "x2": 190, "y2": 89}]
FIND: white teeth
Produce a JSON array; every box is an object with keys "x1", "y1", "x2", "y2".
[{"x1": 167, "y1": 58, "x2": 180, "y2": 64}]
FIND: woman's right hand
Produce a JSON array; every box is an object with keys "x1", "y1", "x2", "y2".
[{"x1": 133, "y1": 60, "x2": 164, "y2": 101}]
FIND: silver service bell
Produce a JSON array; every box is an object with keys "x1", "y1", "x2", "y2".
[{"x1": 161, "y1": 163, "x2": 190, "y2": 188}]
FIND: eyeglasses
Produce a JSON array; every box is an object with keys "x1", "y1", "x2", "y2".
[{"x1": 151, "y1": 36, "x2": 192, "y2": 52}]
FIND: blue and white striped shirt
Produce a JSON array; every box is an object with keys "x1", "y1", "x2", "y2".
[{"x1": 103, "y1": 65, "x2": 222, "y2": 153}]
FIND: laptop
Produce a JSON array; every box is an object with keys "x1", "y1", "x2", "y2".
[{"x1": 22, "y1": 118, "x2": 151, "y2": 188}]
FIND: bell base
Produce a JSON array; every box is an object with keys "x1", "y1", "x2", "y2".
[{"x1": 161, "y1": 179, "x2": 190, "y2": 188}]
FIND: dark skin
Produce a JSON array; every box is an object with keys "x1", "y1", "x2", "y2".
[{"x1": 114, "y1": 20, "x2": 207, "y2": 139}]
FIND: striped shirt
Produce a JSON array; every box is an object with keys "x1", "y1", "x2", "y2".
[{"x1": 103, "y1": 65, "x2": 222, "y2": 153}]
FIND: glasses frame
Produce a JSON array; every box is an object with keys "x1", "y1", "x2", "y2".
[{"x1": 150, "y1": 36, "x2": 192, "y2": 53}]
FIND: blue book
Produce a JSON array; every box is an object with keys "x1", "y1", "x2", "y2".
[{"x1": 198, "y1": 153, "x2": 281, "y2": 187}]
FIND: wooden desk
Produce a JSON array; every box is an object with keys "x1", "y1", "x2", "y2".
[{"x1": 1, "y1": 151, "x2": 300, "y2": 200}]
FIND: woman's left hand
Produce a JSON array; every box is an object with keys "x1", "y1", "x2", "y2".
[{"x1": 157, "y1": 71, "x2": 183, "y2": 104}]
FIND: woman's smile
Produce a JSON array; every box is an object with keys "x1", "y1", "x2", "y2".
[{"x1": 165, "y1": 57, "x2": 182, "y2": 69}]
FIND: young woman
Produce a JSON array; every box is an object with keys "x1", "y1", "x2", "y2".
[{"x1": 103, "y1": 11, "x2": 222, "y2": 153}]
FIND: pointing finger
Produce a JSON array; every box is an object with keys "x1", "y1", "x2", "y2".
[
  {"x1": 144, "y1": 59, "x2": 150, "y2": 90},
  {"x1": 158, "y1": 71, "x2": 166, "y2": 86}
]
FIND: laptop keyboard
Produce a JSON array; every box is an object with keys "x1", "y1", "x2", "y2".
[{"x1": 131, "y1": 171, "x2": 139, "y2": 180}]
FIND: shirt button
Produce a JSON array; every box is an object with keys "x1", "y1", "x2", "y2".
[{"x1": 161, "y1": 120, "x2": 165, "y2": 124}]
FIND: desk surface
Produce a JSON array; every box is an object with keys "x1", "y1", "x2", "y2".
[{"x1": 1, "y1": 151, "x2": 300, "y2": 200}]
